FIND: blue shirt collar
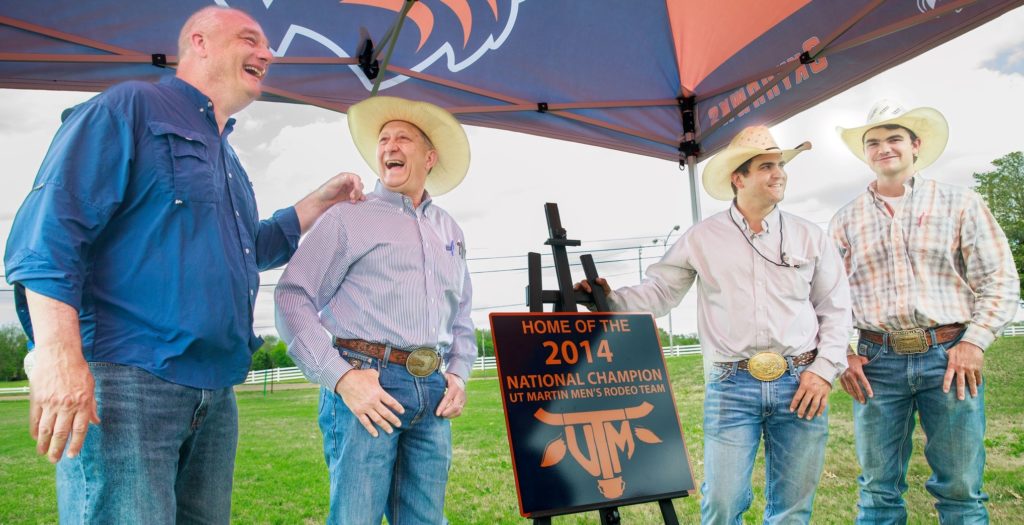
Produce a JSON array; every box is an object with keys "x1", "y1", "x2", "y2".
[{"x1": 159, "y1": 75, "x2": 236, "y2": 135}]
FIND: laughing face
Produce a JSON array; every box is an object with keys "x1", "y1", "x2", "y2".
[
  {"x1": 201, "y1": 10, "x2": 273, "y2": 113},
  {"x1": 376, "y1": 120, "x2": 437, "y2": 201}
]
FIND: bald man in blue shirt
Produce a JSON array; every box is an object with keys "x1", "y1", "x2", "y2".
[{"x1": 4, "y1": 6, "x2": 364, "y2": 523}]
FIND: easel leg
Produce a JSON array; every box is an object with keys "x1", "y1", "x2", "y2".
[
  {"x1": 598, "y1": 507, "x2": 621, "y2": 525},
  {"x1": 532, "y1": 518, "x2": 551, "y2": 525},
  {"x1": 658, "y1": 499, "x2": 680, "y2": 525}
]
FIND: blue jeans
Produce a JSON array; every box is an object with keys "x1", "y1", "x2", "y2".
[
  {"x1": 318, "y1": 352, "x2": 451, "y2": 525},
  {"x1": 57, "y1": 362, "x2": 237, "y2": 524},
  {"x1": 853, "y1": 334, "x2": 988, "y2": 524},
  {"x1": 701, "y1": 362, "x2": 828, "y2": 525}
]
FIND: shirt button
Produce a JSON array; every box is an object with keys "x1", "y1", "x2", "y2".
[
  {"x1": 228, "y1": 172, "x2": 233, "y2": 178},
  {"x1": 245, "y1": 248, "x2": 251, "y2": 254},
  {"x1": 207, "y1": 101, "x2": 213, "y2": 107},
  {"x1": 235, "y1": 211, "x2": 240, "y2": 217},
  {"x1": 249, "y1": 289, "x2": 254, "y2": 296},
  {"x1": 199, "y1": 108, "x2": 204, "y2": 113}
]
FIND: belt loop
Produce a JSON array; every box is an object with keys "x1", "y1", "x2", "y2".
[
  {"x1": 382, "y1": 345, "x2": 391, "y2": 369},
  {"x1": 881, "y1": 332, "x2": 888, "y2": 351},
  {"x1": 928, "y1": 327, "x2": 938, "y2": 349},
  {"x1": 785, "y1": 355, "x2": 798, "y2": 377}
]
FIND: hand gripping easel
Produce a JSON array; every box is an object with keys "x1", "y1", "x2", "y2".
[{"x1": 524, "y1": 203, "x2": 683, "y2": 525}]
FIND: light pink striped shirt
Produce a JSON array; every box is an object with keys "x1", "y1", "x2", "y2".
[{"x1": 828, "y1": 176, "x2": 1019, "y2": 350}]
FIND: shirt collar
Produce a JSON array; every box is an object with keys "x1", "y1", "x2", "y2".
[
  {"x1": 373, "y1": 180, "x2": 432, "y2": 213},
  {"x1": 867, "y1": 174, "x2": 917, "y2": 201},
  {"x1": 729, "y1": 201, "x2": 780, "y2": 236},
  {"x1": 159, "y1": 75, "x2": 236, "y2": 134}
]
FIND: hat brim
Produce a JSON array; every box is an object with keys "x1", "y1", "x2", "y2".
[
  {"x1": 348, "y1": 96, "x2": 470, "y2": 196},
  {"x1": 701, "y1": 142, "x2": 812, "y2": 201},
  {"x1": 836, "y1": 107, "x2": 947, "y2": 171}
]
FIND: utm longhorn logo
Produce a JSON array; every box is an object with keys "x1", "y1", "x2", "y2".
[
  {"x1": 536, "y1": 402, "x2": 662, "y2": 499},
  {"x1": 214, "y1": 0, "x2": 523, "y2": 91}
]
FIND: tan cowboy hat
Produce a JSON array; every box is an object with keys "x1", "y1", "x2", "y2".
[
  {"x1": 702, "y1": 125, "x2": 811, "y2": 201},
  {"x1": 836, "y1": 99, "x2": 948, "y2": 170},
  {"x1": 348, "y1": 96, "x2": 470, "y2": 196}
]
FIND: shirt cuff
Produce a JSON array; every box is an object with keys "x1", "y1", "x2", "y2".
[
  {"x1": 274, "y1": 207, "x2": 301, "y2": 243},
  {"x1": 961, "y1": 324, "x2": 994, "y2": 351},
  {"x1": 805, "y1": 358, "x2": 840, "y2": 384},
  {"x1": 289, "y1": 325, "x2": 351, "y2": 391},
  {"x1": 444, "y1": 353, "x2": 474, "y2": 381}
]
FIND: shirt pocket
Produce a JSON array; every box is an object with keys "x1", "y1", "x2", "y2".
[
  {"x1": 149, "y1": 121, "x2": 221, "y2": 203},
  {"x1": 438, "y1": 240, "x2": 467, "y2": 298},
  {"x1": 911, "y1": 216, "x2": 956, "y2": 263},
  {"x1": 771, "y1": 256, "x2": 814, "y2": 301}
]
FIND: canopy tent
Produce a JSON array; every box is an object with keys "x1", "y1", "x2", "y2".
[{"x1": 2, "y1": 0, "x2": 1021, "y2": 221}]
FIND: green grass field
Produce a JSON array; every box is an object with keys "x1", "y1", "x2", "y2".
[{"x1": 1, "y1": 338, "x2": 1022, "y2": 524}]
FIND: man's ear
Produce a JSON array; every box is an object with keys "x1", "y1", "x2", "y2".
[
  {"x1": 425, "y1": 149, "x2": 438, "y2": 172},
  {"x1": 190, "y1": 32, "x2": 208, "y2": 58},
  {"x1": 731, "y1": 172, "x2": 744, "y2": 190}
]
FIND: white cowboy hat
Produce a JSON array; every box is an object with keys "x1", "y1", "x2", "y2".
[
  {"x1": 836, "y1": 99, "x2": 948, "y2": 170},
  {"x1": 702, "y1": 125, "x2": 811, "y2": 201},
  {"x1": 348, "y1": 96, "x2": 470, "y2": 196}
]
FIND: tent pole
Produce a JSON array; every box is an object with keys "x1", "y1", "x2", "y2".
[
  {"x1": 686, "y1": 155, "x2": 701, "y2": 224},
  {"x1": 371, "y1": 0, "x2": 416, "y2": 95}
]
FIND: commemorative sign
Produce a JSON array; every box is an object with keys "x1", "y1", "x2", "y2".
[{"x1": 490, "y1": 312, "x2": 695, "y2": 518}]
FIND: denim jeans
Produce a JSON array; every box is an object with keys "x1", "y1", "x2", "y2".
[
  {"x1": 56, "y1": 362, "x2": 237, "y2": 524},
  {"x1": 318, "y1": 351, "x2": 451, "y2": 525},
  {"x1": 853, "y1": 333, "x2": 988, "y2": 524},
  {"x1": 700, "y1": 361, "x2": 828, "y2": 525}
]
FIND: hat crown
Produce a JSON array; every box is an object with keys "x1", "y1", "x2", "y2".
[
  {"x1": 729, "y1": 125, "x2": 782, "y2": 151},
  {"x1": 865, "y1": 99, "x2": 908, "y2": 125}
]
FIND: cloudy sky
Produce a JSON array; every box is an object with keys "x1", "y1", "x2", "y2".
[{"x1": 2, "y1": 6, "x2": 1022, "y2": 339}]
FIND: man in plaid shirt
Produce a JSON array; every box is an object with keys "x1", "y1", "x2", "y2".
[{"x1": 830, "y1": 100, "x2": 1019, "y2": 524}]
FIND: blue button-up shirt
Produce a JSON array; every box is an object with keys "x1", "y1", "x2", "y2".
[
  {"x1": 4, "y1": 76, "x2": 300, "y2": 389},
  {"x1": 275, "y1": 182, "x2": 476, "y2": 391}
]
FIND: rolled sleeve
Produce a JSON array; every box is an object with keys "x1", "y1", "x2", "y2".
[
  {"x1": 255, "y1": 206, "x2": 301, "y2": 270},
  {"x1": 4, "y1": 101, "x2": 131, "y2": 319}
]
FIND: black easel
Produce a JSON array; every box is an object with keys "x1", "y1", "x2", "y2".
[{"x1": 524, "y1": 203, "x2": 682, "y2": 525}]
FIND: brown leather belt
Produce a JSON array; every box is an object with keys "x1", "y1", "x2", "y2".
[
  {"x1": 334, "y1": 338, "x2": 441, "y2": 377},
  {"x1": 858, "y1": 323, "x2": 964, "y2": 354},
  {"x1": 733, "y1": 349, "x2": 817, "y2": 371}
]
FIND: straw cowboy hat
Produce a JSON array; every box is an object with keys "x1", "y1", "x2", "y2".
[
  {"x1": 836, "y1": 99, "x2": 948, "y2": 171},
  {"x1": 348, "y1": 96, "x2": 470, "y2": 196},
  {"x1": 702, "y1": 125, "x2": 811, "y2": 201}
]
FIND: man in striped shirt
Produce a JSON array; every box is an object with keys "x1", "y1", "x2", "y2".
[
  {"x1": 830, "y1": 100, "x2": 1019, "y2": 524},
  {"x1": 275, "y1": 96, "x2": 476, "y2": 525}
]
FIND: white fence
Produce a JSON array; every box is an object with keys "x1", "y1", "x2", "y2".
[
  {"x1": 5, "y1": 331, "x2": 1023, "y2": 392},
  {"x1": 243, "y1": 366, "x2": 308, "y2": 385},
  {"x1": 241, "y1": 344, "x2": 704, "y2": 385}
]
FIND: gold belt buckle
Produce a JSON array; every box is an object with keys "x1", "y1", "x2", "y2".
[
  {"x1": 748, "y1": 352, "x2": 787, "y2": 381},
  {"x1": 406, "y1": 348, "x2": 441, "y2": 377},
  {"x1": 890, "y1": 329, "x2": 928, "y2": 354}
]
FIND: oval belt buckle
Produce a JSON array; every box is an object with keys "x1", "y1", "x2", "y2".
[
  {"x1": 406, "y1": 348, "x2": 441, "y2": 377},
  {"x1": 748, "y1": 352, "x2": 787, "y2": 381}
]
